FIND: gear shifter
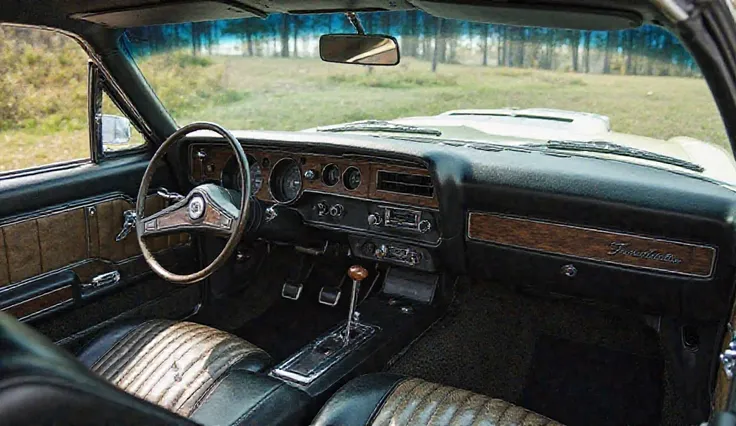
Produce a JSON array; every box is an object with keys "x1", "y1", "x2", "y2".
[{"x1": 344, "y1": 265, "x2": 368, "y2": 342}]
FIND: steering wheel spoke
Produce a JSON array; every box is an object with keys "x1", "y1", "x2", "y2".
[
  {"x1": 135, "y1": 122, "x2": 251, "y2": 284},
  {"x1": 139, "y1": 184, "x2": 239, "y2": 237}
]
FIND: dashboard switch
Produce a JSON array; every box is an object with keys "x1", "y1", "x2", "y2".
[
  {"x1": 329, "y1": 204, "x2": 344, "y2": 218},
  {"x1": 316, "y1": 202, "x2": 329, "y2": 217},
  {"x1": 367, "y1": 213, "x2": 383, "y2": 226},
  {"x1": 375, "y1": 244, "x2": 388, "y2": 259},
  {"x1": 304, "y1": 169, "x2": 317, "y2": 181}
]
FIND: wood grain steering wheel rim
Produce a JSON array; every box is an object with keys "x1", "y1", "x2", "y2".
[{"x1": 136, "y1": 122, "x2": 251, "y2": 284}]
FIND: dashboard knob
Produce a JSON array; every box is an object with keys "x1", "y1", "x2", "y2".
[
  {"x1": 304, "y1": 169, "x2": 317, "y2": 181},
  {"x1": 374, "y1": 244, "x2": 388, "y2": 259},
  {"x1": 316, "y1": 201, "x2": 329, "y2": 217},
  {"x1": 329, "y1": 204, "x2": 344, "y2": 217},
  {"x1": 367, "y1": 213, "x2": 382, "y2": 226},
  {"x1": 418, "y1": 219, "x2": 432, "y2": 233},
  {"x1": 407, "y1": 250, "x2": 422, "y2": 266}
]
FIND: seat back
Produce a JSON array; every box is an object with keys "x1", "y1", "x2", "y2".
[{"x1": 0, "y1": 311, "x2": 195, "y2": 426}]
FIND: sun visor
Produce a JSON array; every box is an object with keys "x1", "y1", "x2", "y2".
[
  {"x1": 71, "y1": 1, "x2": 265, "y2": 28},
  {"x1": 410, "y1": 0, "x2": 643, "y2": 30}
]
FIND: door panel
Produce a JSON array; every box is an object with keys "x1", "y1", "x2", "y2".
[{"x1": 0, "y1": 189, "x2": 191, "y2": 323}]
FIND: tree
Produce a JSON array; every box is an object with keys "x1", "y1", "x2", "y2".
[
  {"x1": 482, "y1": 24, "x2": 490, "y2": 66},
  {"x1": 432, "y1": 17, "x2": 443, "y2": 72},
  {"x1": 280, "y1": 15, "x2": 290, "y2": 57}
]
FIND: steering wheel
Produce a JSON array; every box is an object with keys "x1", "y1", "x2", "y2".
[{"x1": 135, "y1": 122, "x2": 251, "y2": 284}]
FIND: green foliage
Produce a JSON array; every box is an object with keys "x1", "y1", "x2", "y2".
[{"x1": 328, "y1": 72, "x2": 457, "y2": 89}]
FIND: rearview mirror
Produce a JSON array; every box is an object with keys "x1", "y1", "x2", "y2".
[
  {"x1": 101, "y1": 114, "x2": 132, "y2": 147},
  {"x1": 319, "y1": 34, "x2": 400, "y2": 66}
]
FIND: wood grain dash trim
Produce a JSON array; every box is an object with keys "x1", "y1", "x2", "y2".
[
  {"x1": 467, "y1": 212, "x2": 716, "y2": 278},
  {"x1": 3, "y1": 285, "x2": 73, "y2": 320}
]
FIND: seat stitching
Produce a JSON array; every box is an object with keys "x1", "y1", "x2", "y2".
[
  {"x1": 96, "y1": 321, "x2": 184, "y2": 379},
  {"x1": 123, "y1": 325, "x2": 211, "y2": 394},
  {"x1": 87, "y1": 320, "x2": 154, "y2": 370},
  {"x1": 403, "y1": 382, "x2": 442, "y2": 426},
  {"x1": 94, "y1": 321, "x2": 168, "y2": 379},
  {"x1": 466, "y1": 397, "x2": 489, "y2": 426},
  {"x1": 159, "y1": 338, "x2": 252, "y2": 409},
  {"x1": 496, "y1": 400, "x2": 512, "y2": 425},
  {"x1": 132, "y1": 327, "x2": 217, "y2": 398},
  {"x1": 174, "y1": 347, "x2": 259, "y2": 415},
  {"x1": 444, "y1": 390, "x2": 475, "y2": 426},
  {"x1": 93, "y1": 320, "x2": 164, "y2": 376},
  {"x1": 425, "y1": 387, "x2": 461, "y2": 426},
  {"x1": 378, "y1": 379, "x2": 422, "y2": 426}
]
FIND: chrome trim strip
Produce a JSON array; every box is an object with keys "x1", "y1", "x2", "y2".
[
  {"x1": 303, "y1": 190, "x2": 440, "y2": 213},
  {"x1": 270, "y1": 322, "x2": 379, "y2": 386},
  {"x1": 466, "y1": 212, "x2": 718, "y2": 278},
  {"x1": 4, "y1": 286, "x2": 74, "y2": 321}
]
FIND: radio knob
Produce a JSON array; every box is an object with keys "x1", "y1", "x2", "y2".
[
  {"x1": 418, "y1": 220, "x2": 432, "y2": 233},
  {"x1": 407, "y1": 251, "x2": 422, "y2": 266},
  {"x1": 316, "y1": 202, "x2": 329, "y2": 217},
  {"x1": 374, "y1": 244, "x2": 388, "y2": 259},
  {"x1": 367, "y1": 213, "x2": 382, "y2": 226},
  {"x1": 329, "y1": 204, "x2": 344, "y2": 218}
]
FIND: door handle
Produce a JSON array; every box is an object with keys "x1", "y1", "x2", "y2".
[{"x1": 82, "y1": 271, "x2": 120, "y2": 290}]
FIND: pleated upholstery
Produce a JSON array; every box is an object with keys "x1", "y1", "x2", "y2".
[
  {"x1": 371, "y1": 378, "x2": 564, "y2": 426},
  {"x1": 89, "y1": 320, "x2": 267, "y2": 417}
]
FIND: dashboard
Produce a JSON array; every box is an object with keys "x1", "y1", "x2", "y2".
[
  {"x1": 189, "y1": 143, "x2": 441, "y2": 270},
  {"x1": 183, "y1": 132, "x2": 736, "y2": 322}
]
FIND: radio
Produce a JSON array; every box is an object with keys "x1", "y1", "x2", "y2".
[
  {"x1": 372, "y1": 243, "x2": 422, "y2": 266},
  {"x1": 367, "y1": 206, "x2": 432, "y2": 234}
]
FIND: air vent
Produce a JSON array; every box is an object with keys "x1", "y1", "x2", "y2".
[{"x1": 376, "y1": 171, "x2": 434, "y2": 198}]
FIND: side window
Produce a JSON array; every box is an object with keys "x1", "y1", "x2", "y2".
[
  {"x1": 0, "y1": 25, "x2": 89, "y2": 173},
  {"x1": 101, "y1": 91, "x2": 146, "y2": 153}
]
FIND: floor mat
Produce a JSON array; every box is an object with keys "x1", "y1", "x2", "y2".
[{"x1": 521, "y1": 335, "x2": 664, "y2": 426}]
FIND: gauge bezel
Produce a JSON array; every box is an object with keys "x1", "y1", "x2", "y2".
[
  {"x1": 268, "y1": 157, "x2": 303, "y2": 204},
  {"x1": 342, "y1": 166, "x2": 362, "y2": 191},
  {"x1": 220, "y1": 154, "x2": 262, "y2": 194},
  {"x1": 321, "y1": 163, "x2": 341, "y2": 187}
]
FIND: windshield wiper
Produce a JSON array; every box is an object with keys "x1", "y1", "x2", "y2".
[
  {"x1": 317, "y1": 120, "x2": 442, "y2": 136},
  {"x1": 528, "y1": 140, "x2": 704, "y2": 173}
]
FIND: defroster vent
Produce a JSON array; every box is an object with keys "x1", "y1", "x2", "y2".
[{"x1": 376, "y1": 170, "x2": 434, "y2": 198}]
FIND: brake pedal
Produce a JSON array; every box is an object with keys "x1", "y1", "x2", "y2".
[
  {"x1": 318, "y1": 286, "x2": 341, "y2": 306},
  {"x1": 282, "y1": 282, "x2": 303, "y2": 301}
]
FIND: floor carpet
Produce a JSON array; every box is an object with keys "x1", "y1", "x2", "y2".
[
  {"x1": 388, "y1": 279, "x2": 679, "y2": 426},
  {"x1": 521, "y1": 335, "x2": 663, "y2": 426}
]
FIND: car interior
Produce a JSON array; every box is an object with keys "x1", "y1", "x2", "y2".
[{"x1": 3, "y1": 1, "x2": 736, "y2": 426}]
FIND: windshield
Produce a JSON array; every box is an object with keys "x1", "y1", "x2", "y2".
[{"x1": 123, "y1": 12, "x2": 733, "y2": 181}]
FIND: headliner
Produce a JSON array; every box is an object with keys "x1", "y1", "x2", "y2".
[{"x1": 0, "y1": 0, "x2": 668, "y2": 31}]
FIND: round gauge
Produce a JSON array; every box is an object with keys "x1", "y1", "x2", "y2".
[
  {"x1": 269, "y1": 158, "x2": 302, "y2": 203},
  {"x1": 221, "y1": 155, "x2": 262, "y2": 194},
  {"x1": 322, "y1": 164, "x2": 340, "y2": 187},
  {"x1": 343, "y1": 166, "x2": 361, "y2": 190}
]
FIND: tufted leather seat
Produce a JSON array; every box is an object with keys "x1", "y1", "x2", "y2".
[
  {"x1": 77, "y1": 319, "x2": 272, "y2": 418},
  {"x1": 312, "y1": 373, "x2": 564, "y2": 426}
]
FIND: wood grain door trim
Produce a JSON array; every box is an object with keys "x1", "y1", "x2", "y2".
[
  {"x1": 467, "y1": 212, "x2": 717, "y2": 278},
  {"x1": 2, "y1": 285, "x2": 73, "y2": 320}
]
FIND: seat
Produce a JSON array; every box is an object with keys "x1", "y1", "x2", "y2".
[
  {"x1": 77, "y1": 319, "x2": 272, "y2": 417},
  {"x1": 311, "y1": 373, "x2": 564, "y2": 426},
  {"x1": 0, "y1": 312, "x2": 311, "y2": 426}
]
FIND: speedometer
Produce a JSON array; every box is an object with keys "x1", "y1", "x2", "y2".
[
  {"x1": 269, "y1": 158, "x2": 302, "y2": 203},
  {"x1": 221, "y1": 155, "x2": 262, "y2": 194}
]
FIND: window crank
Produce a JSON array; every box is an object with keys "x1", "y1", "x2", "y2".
[{"x1": 115, "y1": 210, "x2": 138, "y2": 242}]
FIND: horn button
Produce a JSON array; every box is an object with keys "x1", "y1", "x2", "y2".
[{"x1": 188, "y1": 195, "x2": 206, "y2": 220}]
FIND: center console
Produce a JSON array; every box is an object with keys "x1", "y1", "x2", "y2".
[{"x1": 268, "y1": 264, "x2": 445, "y2": 400}]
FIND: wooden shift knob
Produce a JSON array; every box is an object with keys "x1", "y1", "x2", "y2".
[{"x1": 348, "y1": 265, "x2": 369, "y2": 281}]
